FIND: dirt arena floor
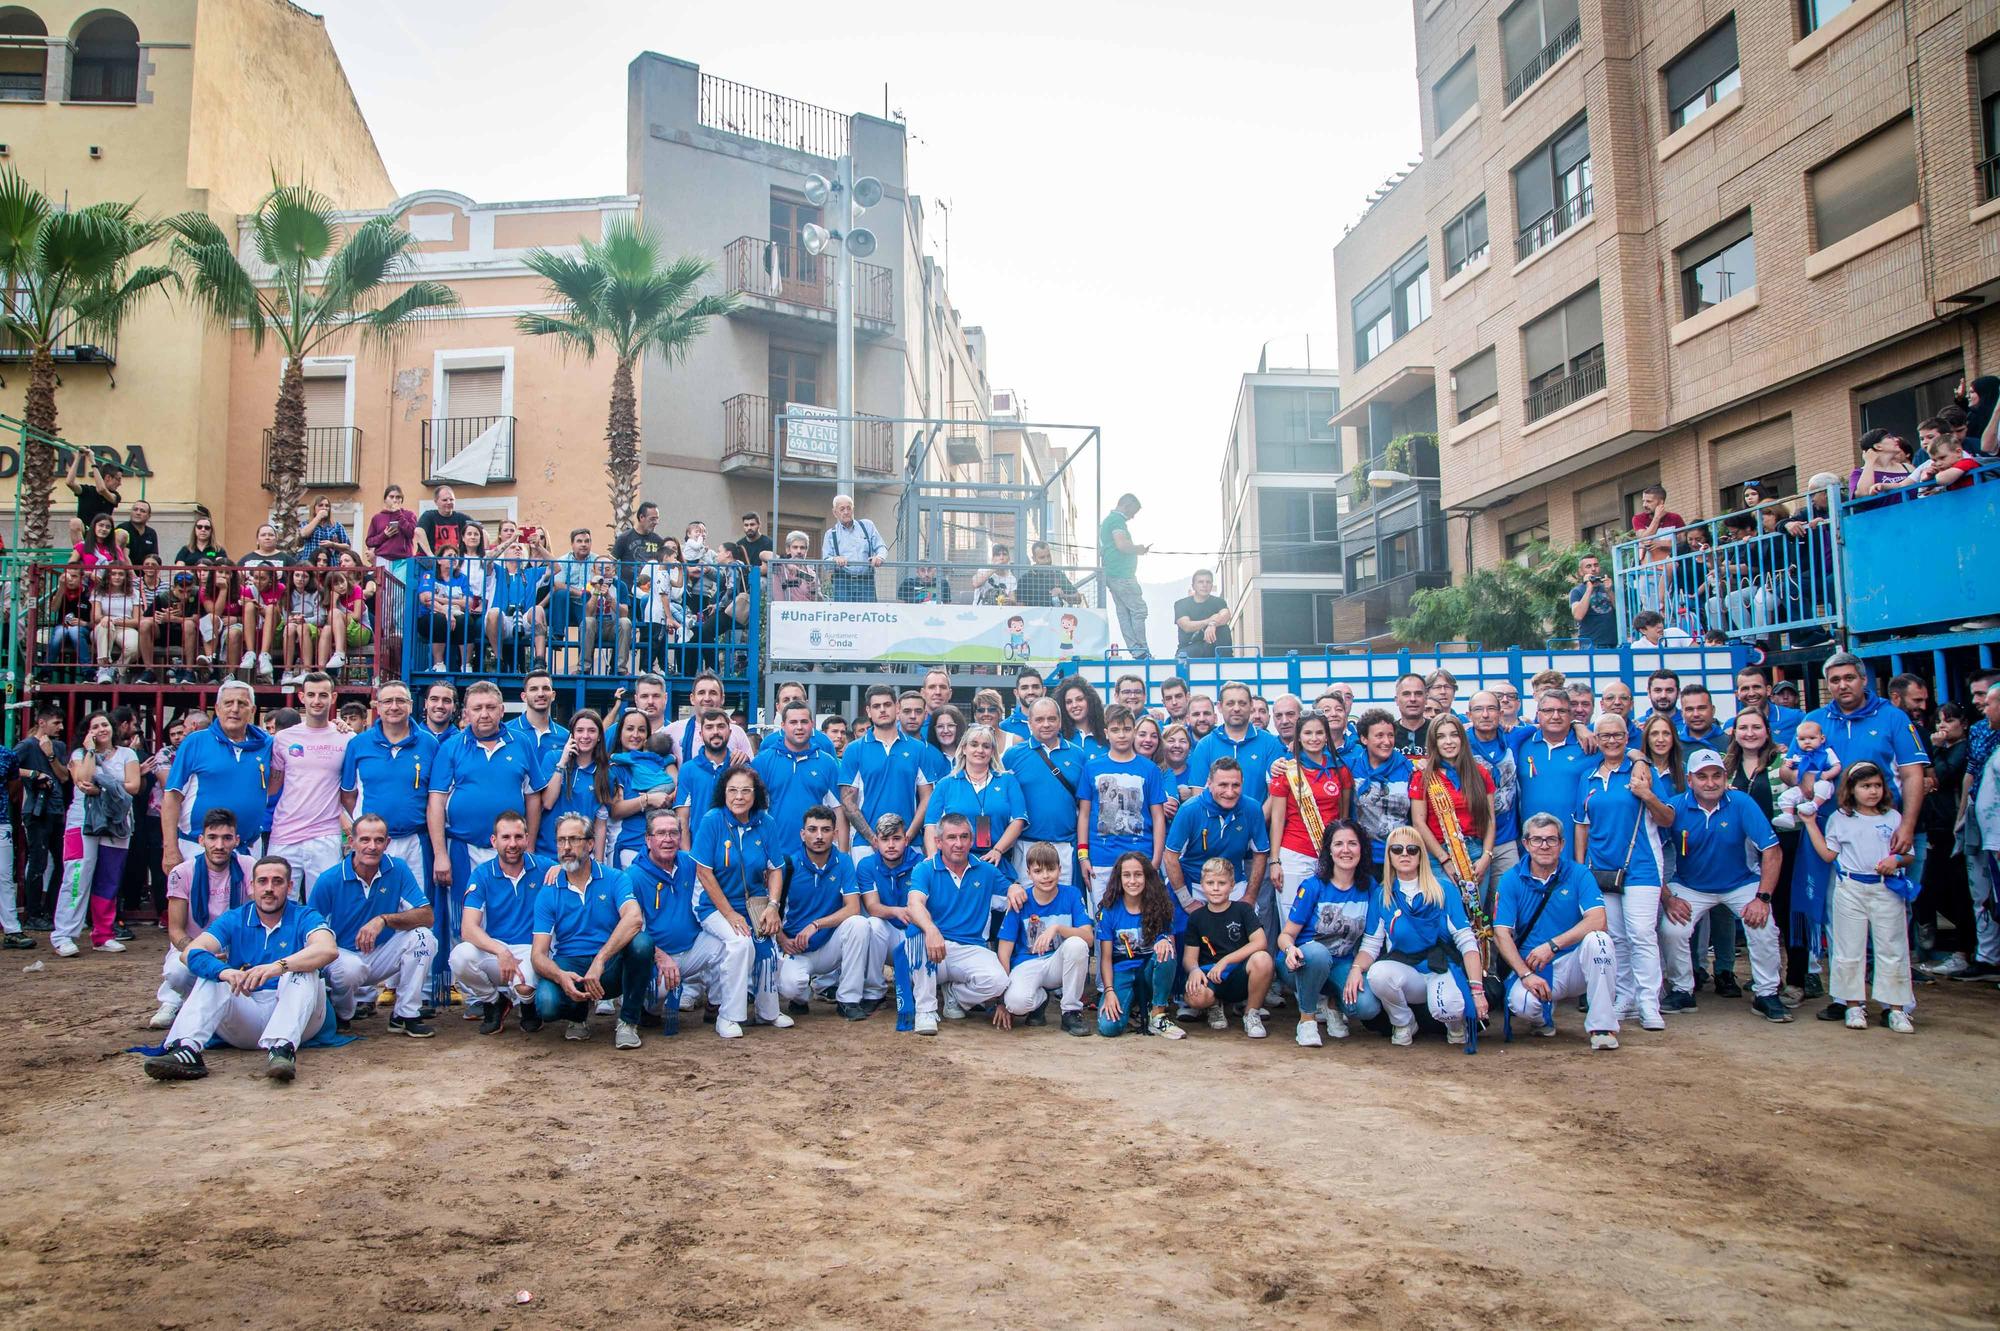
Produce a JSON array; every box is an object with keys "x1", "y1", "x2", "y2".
[{"x1": 1, "y1": 934, "x2": 1996, "y2": 1330}]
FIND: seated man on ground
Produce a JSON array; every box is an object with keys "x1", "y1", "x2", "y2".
[
  {"x1": 1179, "y1": 857, "x2": 1275, "y2": 1038},
  {"x1": 904, "y1": 813, "x2": 1011, "y2": 1035},
  {"x1": 1493, "y1": 812, "x2": 1619, "y2": 1050},
  {"x1": 143, "y1": 855, "x2": 339, "y2": 1085},
  {"x1": 150, "y1": 808, "x2": 256, "y2": 1029},
  {"x1": 854, "y1": 813, "x2": 919, "y2": 1016},
  {"x1": 765, "y1": 807, "x2": 871, "y2": 1021},
  {"x1": 449, "y1": 811, "x2": 550, "y2": 1036},
  {"x1": 531, "y1": 813, "x2": 653, "y2": 1049},
  {"x1": 993, "y1": 840, "x2": 1096, "y2": 1035},
  {"x1": 307, "y1": 814, "x2": 438, "y2": 1038},
  {"x1": 620, "y1": 808, "x2": 737, "y2": 1039}
]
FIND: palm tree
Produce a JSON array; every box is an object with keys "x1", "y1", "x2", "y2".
[
  {"x1": 164, "y1": 178, "x2": 457, "y2": 548},
  {"x1": 0, "y1": 168, "x2": 175, "y2": 547},
  {"x1": 516, "y1": 218, "x2": 737, "y2": 534}
]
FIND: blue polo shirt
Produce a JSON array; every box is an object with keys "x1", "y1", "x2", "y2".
[
  {"x1": 1495, "y1": 857, "x2": 1604, "y2": 960},
  {"x1": 857, "y1": 850, "x2": 918, "y2": 909},
  {"x1": 781, "y1": 848, "x2": 858, "y2": 952},
  {"x1": 619, "y1": 852, "x2": 700, "y2": 954},
  {"x1": 305, "y1": 854, "x2": 429, "y2": 951},
  {"x1": 543, "y1": 761, "x2": 609, "y2": 857},
  {"x1": 752, "y1": 741, "x2": 843, "y2": 860},
  {"x1": 1573, "y1": 758, "x2": 1663, "y2": 888},
  {"x1": 430, "y1": 727, "x2": 542, "y2": 845},
  {"x1": 463, "y1": 853, "x2": 554, "y2": 947},
  {"x1": 1002, "y1": 737, "x2": 1087, "y2": 840},
  {"x1": 1677, "y1": 720, "x2": 1728, "y2": 750},
  {"x1": 999, "y1": 707, "x2": 1033, "y2": 741},
  {"x1": 1807, "y1": 694, "x2": 1930, "y2": 806},
  {"x1": 1081, "y1": 753, "x2": 1169, "y2": 860},
  {"x1": 1187, "y1": 724, "x2": 1287, "y2": 798},
  {"x1": 609, "y1": 750, "x2": 677, "y2": 855},
  {"x1": 917, "y1": 743, "x2": 952, "y2": 785},
  {"x1": 674, "y1": 748, "x2": 733, "y2": 826},
  {"x1": 997, "y1": 883, "x2": 1091, "y2": 967},
  {"x1": 1726, "y1": 702, "x2": 1805, "y2": 750},
  {"x1": 339, "y1": 724, "x2": 439, "y2": 837},
  {"x1": 689, "y1": 807, "x2": 775, "y2": 918},
  {"x1": 505, "y1": 715, "x2": 570, "y2": 779},
  {"x1": 532, "y1": 861, "x2": 628, "y2": 957},
  {"x1": 838, "y1": 728, "x2": 932, "y2": 827},
  {"x1": 909, "y1": 853, "x2": 1008, "y2": 945},
  {"x1": 1511, "y1": 729, "x2": 1594, "y2": 833},
  {"x1": 1467, "y1": 730, "x2": 1520, "y2": 845},
  {"x1": 923, "y1": 770, "x2": 1026, "y2": 850},
  {"x1": 167, "y1": 724, "x2": 275, "y2": 841},
  {"x1": 1668, "y1": 790, "x2": 1778, "y2": 894},
  {"x1": 1164, "y1": 789, "x2": 1270, "y2": 884},
  {"x1": 199, "y1": 901, "x2": 334, "y2": 992}
]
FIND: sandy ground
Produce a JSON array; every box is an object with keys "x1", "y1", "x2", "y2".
[{"x1": 1, "y1": 934, "x2": 1996, "y2": 1331}]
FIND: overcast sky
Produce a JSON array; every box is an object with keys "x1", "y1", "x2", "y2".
[{"x1": 313, "y1": 0, "x2": 1421, "y2": 591}]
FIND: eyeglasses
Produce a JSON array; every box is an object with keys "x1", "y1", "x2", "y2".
[
  {"x1": 1525, "y1": 835, "x2": 1563, "y2": 847},
  {"x1": 1387, "y1": 845, "x2": 1423, "y2": 857}
]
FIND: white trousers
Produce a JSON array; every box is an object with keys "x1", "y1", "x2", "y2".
[
  {"x1": 166, "y1": 971, "x2": 327, "y2": 1051},
  {"x1": 1600, "y1": 884, "x2": 1665, "y2": 1018},
  {"x1": 1276, "y1": 848, "x2": 1317, "y2": 920},
  {"x1": 1829, "y1": 873, "x2": 1915, "y2": 1008},
  {"x1": 1365, "y1": 959, "x2": 1465, "y2": 1026},
  {"x1": 327, "y1": 927, "x2": 437, "y2": 1018},
  {"x1": 1002, "y1": 933, "x2": 1090, "y2": 1014},
  {"x1": 1505, "y1": 931, "x2": 1618, "y2": 1033},
  {"x1": 859, "y1": 916, "x2": 902, "y2": 1001},
  {"x1": 697, "y1": 911, "x2": 765, "y2": 1024},
  {"x1": 777, "y1": 915, "x2": 872, "y2": 1004},
  {"x1": 268, "y1": 832, "x2": 345, "y2": 902},
  {"x1": 159, "y1": 946, "x2": 197, "y2": 1005},
  {"x1": 387, "y1": 833, "x2": 425, "y2": 873},
  {"x1": 656, "y1": 932, "x2": 726, "y2": 1009},
  {"x1": 0, "y1": 826, "x2": 17, "y2": 934},
  {"x1": 910, "y1": 939, "x2": 1009, "y2": 1017},
  {"x1": 1659, "y1": 880, "x2": 1781, "y2": 998},
  {"x1": 449, "y1": 939, "x2": 535, "y2": 1005}
]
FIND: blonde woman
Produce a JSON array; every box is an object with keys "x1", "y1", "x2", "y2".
[{"x1": 1342, "y1": 827, "x2": 1488, "y2": 1047}]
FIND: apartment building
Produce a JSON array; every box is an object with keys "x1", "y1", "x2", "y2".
[
  {"x1": 1215, "y1": 364, "x2": 1348, "y2": 652},
  {"x1": 1336, "y1": 0, "x2": 2000, "y2": 573}
]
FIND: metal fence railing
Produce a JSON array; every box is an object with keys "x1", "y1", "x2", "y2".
[
  {"x1": 1516, "y1": 183, "x2": 1593, "y2": 261},
  {"x1": 1504, "y1": 16, "x2": 1583, "y2": 104},
  {"x1": 1525, "y1": 346, "x2": 1606, "y2": 421},
  {"x1": 697, "y1": 71, "x2": 849, "y2": 160},
  {"x1": 720, "y1": 235, "x2": 895, "y2": 325},
  {"x1": 261, "y1": 426, "x2": 359, "y2": 489},
  {"x1": 422, "y1": 415, "x2": 516, "y2": 484}
]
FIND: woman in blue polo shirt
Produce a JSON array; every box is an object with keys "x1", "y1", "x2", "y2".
[
  {"x1": 923, "y1": 725, "x2": 1026, "y2": 864},
  {"x1": 1575, "y1": 713, "x2": 1673, "y2": 1030},
  {"x1": 609, "y1": 709, "x2": 677, "y2": 869},
  {"x1": 690, "y1": 767, "x2": 784, "y2": 1034},
  {"x1": 538, "y1": 708, "x2": 612, "y2": 860}
]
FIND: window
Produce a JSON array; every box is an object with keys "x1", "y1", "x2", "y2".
[
  {"x1": 68, "y1": 12, "x2": 138, "y2": 104},
  {"x1": 1254, "y1": 386, "x2": 1340, "y2": 472},
  {"x1": 1353, "y1": 277, "x2": 1394, "y2": 365},
  {"x1": 1577, "y1": 464, "x2": 1660, "y2": 547},
  {"x1": 769, "y1": 346, "x2": 820, "y2": 416},
  {"x1": 1665, "y1": 16, "x2": 1740, "y2": 130},
  {"x1": 1677, "y1": 212, "x2": 1755, "y2": 314},
  {"x1": 1502, "y1": 506, "x2": 1551, "y2": 564},
  {"x1": 1809, "y1": 116, "x2": 1917, "y2": 250},
  {"x1": 1514, "y1": 114, "x2": 1592, "y2": 259},
  {"x1": 1262, "y1": 589, "x2": 1340, "y2": 653},
  {"x1": 298, "y1": 365, "x2": 355, "y2": 488},
  {"x1": 1858, "y1": 364, "x2": 1962, "y2": 448},
  {"x1": 1502, "y1": 0, "x2": 1581, "y2": 103},
  {"x1": 1353, "y1": 242, "x2": 1430, "y2": 366},
  {"x1": 1399, "y1": 258, "x2": 1431, "y2": 332},
  {"x1": 1522, "y1": 284, "x2": 1604, "y2": 420},
  {"x1": 1445, "y1": 197, "x2": 1489, "y2": 276},
  {"x1": 1978, "y1": 41, "x2": 2000, "y2": 200},
  {"x1": 1347, "y1": 548, "x2": 1378, "y2": 587},
  {"x1": 1800, "y1": 0, "x2": 1853, "y2": 36},
  {"x1": 1433, "y1": 50, "x2": 1479, "y2": 133},
  {"x1": 1452, "y1": 348, "x2": 1498, "y2": 422},
  {"x1": 0, "y1": 10, "x2": 48, "y2": 101},
  {"x1": 1259, "y1": 489, "x2": 1341, "y2": 574}
]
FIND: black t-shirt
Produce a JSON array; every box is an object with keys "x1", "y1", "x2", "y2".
[
  {"x1": 14, "y1": 737, "x2": 62, "y2": 818},
  {"x1": 172, "y1": 543, "x2": 227, "y2": 567},
  {"x1": 418, "y1": 510, "x2": 469, "y2": 556},
  {"x1": 76, "y1": 485, "x2": 117, "y2": 526},
  {"x1": 1174, "y1": 594, "x2": 1233, "y2": 656},
  {"x1": 116, "y1": 522, "x2": 159, "y2": 565},
  {"x1": 1185, "y1": 901, "x2": 1260, "y2": 967},
  {"x1": 1394, "y1": 720, "x2": 1429, "y2": 757},
  {"x1": 730, "y1": 533, "x2": 773, "y2": 572},
  {"x1": 1569, "y1": 578, "x2": 1616, "y2": 647},
  {"x1": 613, "y1": 529, "x2": 667, "y2": 568}
]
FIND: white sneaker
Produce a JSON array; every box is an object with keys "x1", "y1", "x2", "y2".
[
  {"x1": 278, "y1": 669, "x2": 301, "y2": 687},
  {"x1": 1640, "y1": 1009, "x2": 1666, "y2": 1031},
  {"x1": 614, "y1": 1020, "x2": 641, "y2": 1050},
  {"x1": 1147, "y1": 1012, "x2": 1185, "y2": 1039},
  {"x1": 94, "y1": 667, "x2": 114, "y2": 684},
  {"x1": 94, "y1": 939, "x2": 126, "y2": 953},
  {"x1": 1590, "y1": 1032, "x2": 1620, "y2": 1051},
  {"x1": 257, "y1": 653, "x2": 273, "y2": 677},
  {"x1": 1294, "y1": 1019, "x2": 1322, "y2": 1047},
  {"x1": 914, "y1": 1011, "x2": 939, "y2": 1035},
  {"x1": 238, "y1": 651, "x2": 255, "y2": 670},
  {"x1": 1843, "y1": 1005, "x2": 1868, "y2": 1029},
  {"x1": 1205, "y1": 1006, "x2": 1228, "y2": 1030},
  {"x1": 940, "y1": 989, "x2": 965, "y2": 1020},
  {"x1": 1265, "y1": 990, "x2": 1287, "y2": 1009},
  {"x1": 1175, "y1": 1003, "x2": 1199, "y2": 1020},
  {"x1": 1389, "y1": 1020, "x2": 1415, "y2": 1047},
  {"x1": 53, "y1": 937, "x2": 79, "y2": 958},
  {"x1": 1322, "y1": 1006, "x2": 1350, "y2": 1040},
  {"x1": 593, "y1": 998, "x2": 615, "y2": 1016},
  {"x1": 324, "y1": 651, "x2": 346, "y2": 670},
  {"x1": 1886, "y1": 1009, "x2": 1915, "y2": 1034},
  {"x1": 1922, "y1": 953, "x2": 1970, "y2": 977},
  {"x1": 565, "y1": 1020, "x2": 591, "y2": 1040},
  {"x1": 1243, "y1": 1010, "x2": 1267, "y2": 1039},
  {"x1": 715, "y1": 1018, "x2": 743, "y2": 1039},
  {"x1": 148, "y1": 1000, "x2": 182, "y2": 1029},
  {"x1": 1444, "y1": 1017, "x2": 1467, "y2": 1045},
  {"x1": 768, "y1": 1012, "x2": 795, "y2": 1029},
  {"x1": 1534, "y1": 1016, "x2": 1558, "y2": 1037}
]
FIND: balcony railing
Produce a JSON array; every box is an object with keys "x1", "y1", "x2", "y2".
[
  {"x1": 0, "y1": 332, "x2": 116, "y2": 365},
  {"x1": 1504, "y1": 17, "x2": 1582, "y2": 104},
  {"x1": 697, "y1": 72, "x2": 848, "y2": 160},
  {"x1": 1515, "y1": 183, "x2": 1592, "y2": 261},
  {"x1": 0, "y1": 71, "x2": 44, "y2": 102},
  {"x1": 720, "y1": 236, "x2": 894, "y2": 327},
  {"x1": 261, "y1": 426, "x2": 360, "y2": 489},
  {"x1": 422, "y1": 415, "x2": 517, "y2": 484},
  {"x1": 1981, "y1": 152, "x2": 2000, "y2": 204},
  {"x1": 721, "y1": 393, "x2": 895, "y2": 478},
  {"x1": 1524, "y1": 347, "x2": 1606, "y2": 422}
]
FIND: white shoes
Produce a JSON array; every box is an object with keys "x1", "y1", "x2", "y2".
[
  {"x1": 1844, "y1": 1005, "x2": 1869, "y2": 1029},
  {"x1": 1147, "y1": 1012, "x2": 1185, "y2": 1039},
  {"x1": 1640, "y1": 1009, "x2": 1666, "y2": 1032},
  {"x1": 914, "y1": 1011, "x2": 939, "y2": 1035},
  {"x1": 325, "y1": 651, "x2": 346, "y2": 670},
  {"x1": 53, "y1": 937, "x2": 79, "y2": 958},
  {"x1": 1205, "y1": 1006, "x2": 1228, "y2": 1031},
  {"x1": 1294, "y1": 1019, "x2": 1322, "y2": 1047},
  {"x1": 768, "y1": 1012, "x2": 795, "y2": 1029},
  {"x1": 715, "y1": 1018, "x2": 743, "y2": 1039},
  {"x1": 1389, "y1": 1020, "x2": 1415, "y2": 1047},
  {"x1": 94, "y1": 667, "x2": 114, "y2": 684},
  {"x1": 940, "y1": 989, "x2": 965, "y2": 1020},
  {"x1": 1886, "y1": 1009, "x2": 1915, "y2": 1034},
  {"x1": 257, "y1": 653, "x2": 274, "y2": 678},
  {"x1": 94, "y1": 939, "x2": 126, "y2": 953},
  {"x1": 1322, "y1": 1005, "x2": 1350, "y2": 1040},
  {"x1": 593, "y1": 998, "x2": 615, "y2": 1015},
  {"x1": 1590, "y1": 1032, "x2": 1620, "y2": 1051},
  {"x1": 1444, "y1": 1017, "x2": 1467, "y2": 1045},
  {"x1": 614, "y1": 1020, "x2": 641, "y2": 1050},
  {"x1": 148, "y1": 1000, "x2": 182, "y2": 1029},
  {"x1": 238, "y1": 651, "x2": 255, "y2": 670},
  {"x1": 1242, "y1": 1010, "x2": 1267, "y2": 1039}
]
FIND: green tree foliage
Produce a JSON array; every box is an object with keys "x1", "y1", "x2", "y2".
[{"x1": 1390, "y1": 542, "x2": 1599, "y2": 648}]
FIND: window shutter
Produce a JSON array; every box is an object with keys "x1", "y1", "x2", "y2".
[
  {"x1": 1353, "y1": 276, "x2": 1392, "y2": 329},
  {"x1": 1575, "y1": 476, "x2": 1621, "y2": 529},
  {"x1": 1665, "y1": 16, "x2": 1738, "y2": 110},
  {"x1": 1678, "y1": 211, "x2": 1754, "y2": 270},
  {"x1": 1434, "y1": 50, "x2": 1479, "y2": 130},
  {"x1": 1553, "y1": 116, "x2": 1591, "y2": 173},
  {"x1": 302, "y1": 374, "x2": 346, "y2": 431},
  {"x1": 1514, "y1": 154, "x2": 1554, "y2": 229},
  {"x1": 1980, "y1": 40, "x2": 2000, "y2": 98},
  {"x1": 1523, "y1": 307, "x2": 1565, "y2": 380},
  {"x1": 1501, "y1": 0, "x2": 1543, "y2": 78},
  {"x1": 1453, "y1": 348, "x2": 1497, "y2": 411},
  {"x1": 1712, "y1": 418, "x2": 1795, "y2": 485},
  {"x1": 1564, "y1": 284, "x2": 1603, "y2": 356},
  {"x1": 445, "y1": 366, "x2": 505, "y2": 420},
  {"x1": 1811, "y1": 116, "x2": 1917, "y2": 248}
]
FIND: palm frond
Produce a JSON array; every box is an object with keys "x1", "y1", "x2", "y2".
[
  {"x1": 308, "y1": 278, "x2": 458, "y2": 359},
  {"x1": 513, "y1": 312, "x2": 599, "y2": 360},
  {"x1": 164, "y1": 210, "x2": 268, "y2": 346},
  {"x1": 0, "y1": 165, "x2": 52, "y2": 275},
  {"x1": 250, "y1": 180, "x2": 337, "y2": 269},
  {"x1": 318, "y1": 214, "x2": 421, "y2": 315}
]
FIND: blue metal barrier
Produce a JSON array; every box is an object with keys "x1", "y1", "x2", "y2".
[{"x1": 1840, "y1": 465, "x2": 1999, "y2": 642}]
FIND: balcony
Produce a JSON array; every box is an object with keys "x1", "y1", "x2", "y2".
[
  {"x1": 697, "y1": 71, "x2": 848, "y2": 160},
  {"x1": 422, "y1": 415, "x2": 517, "y2": 485},
  {"x1": 720, "y1": 236, "x2": 894, "y2": 332},
  {"x1": 1504, "y1": 17, "x2": 1582, "y2": 104},
  {"x1": 0, "y1": 331, "x2": 116, "y2": 366},
  {"x1": 721, "y1": 393, "x2": 895, "y2": 480},
  {"x1": 261, "y1": 426, "x2": 360, "y2": 489},
  {"x1": 0, "y1": 71, "x2": 44, "y2": 102},
  {"x1": 68, "y1": 61, "x2": 137, "y2": 104},
  {"x1": 1334, "y1": 568, "x2": 1455, "y2": 646},
  {"x1": 1524, "y1": 347, "x2": 1606, "y2": 422},
  {"x1": 1515, "y1": 184, "x2": 1592, "y2": 262}
]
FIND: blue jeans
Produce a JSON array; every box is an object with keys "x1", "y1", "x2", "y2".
[
  {"x1": 1098, "y1": 957, "x2": 1176, "y2": 1036},
  {"x1": 1281, "y1": 942, "x2": 1383, "y2": 1021},
  {"x1": 535, "y1": 933, "x2": 654, "y2": 1025}
]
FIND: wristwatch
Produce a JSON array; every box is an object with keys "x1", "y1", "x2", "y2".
[
  {"x1": 1755, "y1": 891, "x2": 1774, "y2": 903},
  {"x1": 278, "y1": 956, "x2": 290, "y2": 973}
]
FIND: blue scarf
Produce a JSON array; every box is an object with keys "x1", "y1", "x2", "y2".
[{"x1": 188, "y1": 854, "x2": 247, "y2": 933}]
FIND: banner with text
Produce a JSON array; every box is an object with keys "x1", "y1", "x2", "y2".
[{"x1": 769, "y1": 601, "x2": 1111, "y2": 664}]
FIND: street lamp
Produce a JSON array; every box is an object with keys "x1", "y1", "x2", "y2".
[{"x1": 801, "y1": 156, "x2": 882, "y2": 492}]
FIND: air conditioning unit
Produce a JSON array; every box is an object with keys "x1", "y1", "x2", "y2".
[{"x1": 946, "y1": 433, "x2": 982, "y2": 465}]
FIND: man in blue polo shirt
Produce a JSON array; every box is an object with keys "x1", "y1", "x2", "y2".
[
  {"x1": 753, "y1": 701, "x2": 845, "y2": 863},
  {"x1": 506, "y1": 670, "x2": 570, "y2": 777},
  {"x1": 1001, "y1": 697, "x2": 1085, "y2": 887},
  {"x1": 428, "y1": 681, "x2": 543, "y2": 910},
  {"x1": 1187, "y1": 682, "x2": 1286, "y2": 797},
  {"x1": 340, "y1": 680, "x2": 440, "y2": 875},
  {"x1": 161, "y1": 680, "x2": 274, "y2": 875},
  {"x1": 1162, "y1": 758, "x2": 1270, "y2": 915},
  {"x1": 1000, "y1": 667, "x2": 1044, "y2": 741},
  {"x1": 674, "y1": 708, "x2": 737, "y2": 841},
  {"x1": 449, "y1": 810, "x2": 549, "y2": 1035},
  {"x1": 1511, "y1": 690, "x2": 1594, "y2": 846},
  {"x1": 765, "y1": 807, "x2": 870, "y2": 1020},
  {"x1": 1675, "y1": 684, "x2": 1728, "y2": 749},
  {"x1": 307, "y1": 814, "x2": 437, "y2": 1037},
  {"x1": 839, "y1": 684, "x2": 934, "y2": 864},
  {"x1": 1492, "y1": 812, "x2": 1618, "y2": 1049},
  {"x1": 619, "y1": 808, "x2": 736, "y2": 1038},
  {"x1": 905, "y1": 813, "x2": 1011, "y2": 1035},
  {"x1": 142, "y1": 855, "x2": 338, "y2": 1085},
  {"x1": 1657, "y1": 749, "x2": 1791, "y2": 1024},
  {"x1": 531, "y1": 812, "x2": 652, "y2": 1048},
  {"x1": 855, "y1": 813, "x2": 918, "y2": 1014},
  {"x1": 1726, "y1": 664, "x2": 1803, "y2": 748},
  {"x1": 1466, "y1": 691, "x2": 1521, "y2": 878}
]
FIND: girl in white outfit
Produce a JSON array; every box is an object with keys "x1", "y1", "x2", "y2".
[{"x1": 1800, "y1": 762, "x2": 1916, "y2": 1033}]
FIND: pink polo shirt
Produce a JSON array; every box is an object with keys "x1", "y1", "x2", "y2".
[{"x1": 269, "y1": 722, "x2": 353, "y2": 846}]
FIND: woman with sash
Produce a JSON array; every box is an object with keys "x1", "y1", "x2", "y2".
[
  {"x1": 1343, "y1": 826, "x2": 1489, "y2": 1048},
  {"x1": 1407, "y1": 716, "x2": 1496, "y2": 931},
  {"x1": 1265, "y1": 712, "x2": 1352, "y2": 921}
]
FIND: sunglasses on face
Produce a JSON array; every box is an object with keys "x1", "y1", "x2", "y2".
[{"x1": 1387, "y1": 845, "x2": 1423, "y2": 856}]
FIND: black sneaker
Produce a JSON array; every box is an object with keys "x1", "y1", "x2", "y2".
[
  {"x1": 1950, "y1": 960, "x2": 2000, "y2": 982},
  {"x1": 479, "y1": 997, "x2": 511, "y2": 1036},
  {"x1": 1815, "y1": 1002, "x2": 1847, "y2": 1021},
  {"x1": 266, "y1": 1042, "x2": 297, "y2": 1083},
  {"x1": 387, "y1": 1015, "x2": 437, "y2": 1039},
  {"x1": 1024, "y1": 1000, "x2": 1050, "y2": 1027},
  {"x1": 1712, "y1": 971, "x2": 1743, "y2": 998},
  {"x1": 25, "y1": 915, "x2": 52, "y2": 933},
  {"x1": 352, "y1": 1000, "x2": 378, "y2": 1020},
  {"x1": 787, "y1": 999, "x2": 811, "y2": 1016},
  {"x1": 1663, "y1": 989, "x2": 1698, "y2": 1012},
  {"x1": 1752, "y1": 995, "x2": 1794, "y2": 1023},
  {"x1": 2, "y1": 932, "x2": 34, "y2": 950},
  {"x1": 637, "y1": 1009, "x2": 663, "y2": 1030},
  {"x1": 517, "y1": 1003, "x2": 543, "y2": 1034},
  {"x1": 1693, "y1": 966, "x2": 1710, "y2": 992},
  {"x1": 837, "y1": 1001, "x2": 869, "y2": 1021},
  {"x1": 113, "y1": 923, "x2": 135, "y2": 942},
  {"x1": 1061, "y1": 1010, "x2": 1092, "y2": 1037},
  {"x1": 864, "y1": 996, "x2": 886, "y2": 1014},
  {"x1": 1800, "y1": 974, "x2": 1825, "y2": 999},
  {"x1": 144, "y1": 1043, "x2": 208, "y2": 1081},
  {"x1": 335, "y1": 1014, "x2": 353, "y2": 1035}
]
